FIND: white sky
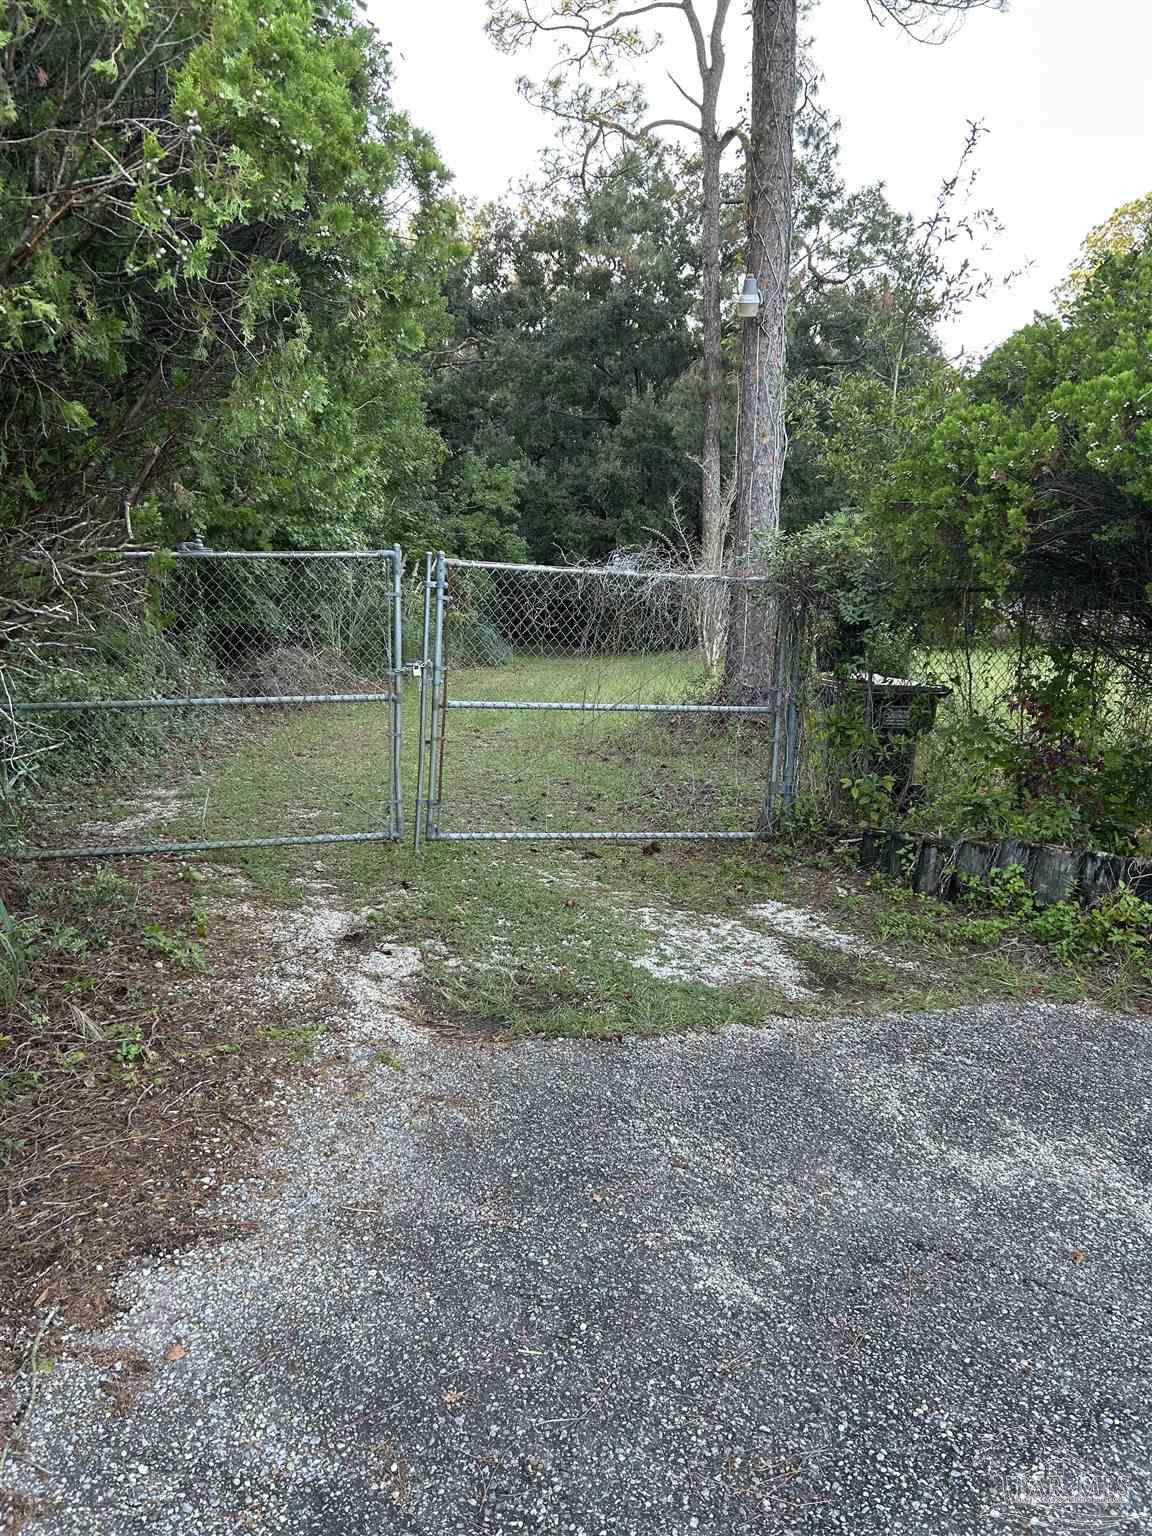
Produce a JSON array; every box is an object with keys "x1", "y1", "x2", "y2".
[{"x1": 373, "y1": 0, "x2": 1151, "y2": 357}]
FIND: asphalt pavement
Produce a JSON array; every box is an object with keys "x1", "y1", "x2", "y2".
[{"x1": 11, "y1": 996, "x2": 1152, "y2": 1534}]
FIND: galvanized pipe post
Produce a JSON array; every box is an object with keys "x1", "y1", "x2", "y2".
[
  {"x1": 427, "y1": 551, "x2": 448, "y2": 840},
  {"x1": 754, "y1": 607, "x2": 784, "y2": 834},
  {"x1": 390, "y1": 545, "x2": 404, "y2": 841},
  {"x1": 781, "y1": 621, "x2": 802, "y2": 811},
  {"x1": 413, "y1": 551, "x2": 434, "y2": 849}
]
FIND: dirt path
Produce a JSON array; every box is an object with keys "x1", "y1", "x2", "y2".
[{"x1": 6, "y1": 884, "x2": 1152, "y2": 1534}]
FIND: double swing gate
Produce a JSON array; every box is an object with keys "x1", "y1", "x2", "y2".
[{"x1": 4, "y1": 548, "x2": 801, "y2": 860}]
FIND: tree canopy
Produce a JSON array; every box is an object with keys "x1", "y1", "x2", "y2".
[
  {"x1": 0, "y1": 0, "x2": 459, "y2": 557},
  {"x1": 871, "y1": 223, "x2": 1152, "y2": 650},
  {"x1": 425, "y1": 125, "x2": 940, "y2": 562},
  {"x1": 425, "y1": 146, "x2": 701, "y2": 562},
  {"x1": 7, "y1": 0, "x2": 1139, "y2": 635}
]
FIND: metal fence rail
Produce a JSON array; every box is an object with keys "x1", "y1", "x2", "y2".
[
  {"x1": 416, "y1": 552, "x2": 803, "y2": 845},
  {"x1": 790, "y1": 590, "x2": 1152, "y2": 847},
  {"x1": 4, "y1": 547, "x2": 405, "y2": 859},
  {"x1": 4, "y1": 546, "x2": 808, "y2": 860}
]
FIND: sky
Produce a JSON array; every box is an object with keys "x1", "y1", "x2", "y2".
[{"x1": 373, "y1": 0, "x2": 1151, "y2": 358}]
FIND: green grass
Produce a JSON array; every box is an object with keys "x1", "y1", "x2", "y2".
[
  {"x1": 0, "y1": 897, "x2": 32, "y2": 1005},
  {"x1": 427, "y1": 651, "x2": 771, "y2": 839},
  {"x1": 22, "y1": 651, "x2": 1148, "y2": 1041},
  {"x1": 50, "y1": 652, "x2": 767, "y2": 849},
  {"x1": 175, "y1": 821, "x2": 1123, "y2": 1041}
]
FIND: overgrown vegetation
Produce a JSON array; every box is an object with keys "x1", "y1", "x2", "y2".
[
  {"x1": 9, "y1": 1, "x2": 1138, "y2": 863},
  {"x1": 787, "y1": 629, "x2": 1152, "y2": 855},
  {"x1": 1, "y1": 0, "x2": 457, "y2": 555},
  {"x1": 956, "y1": 864, "x2": 1152, "y2": 972},
  {"x1": 862, "y1": 859, "x2": 1152, "y2": 1008},
  {"x1": 783, "y1": 188, "x2": 1152, "y2": 853},
  {"x1": 0, "y1": 0, "x2": 464, "y2": 819}
]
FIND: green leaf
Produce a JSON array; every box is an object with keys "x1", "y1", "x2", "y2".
[{"x1": 57, "y1": 400, "x2": 96, "y2": 431}]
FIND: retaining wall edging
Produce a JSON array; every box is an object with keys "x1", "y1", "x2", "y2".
[{"x1": 858, "y1": 829, "x2": 1152, "y2": 908}]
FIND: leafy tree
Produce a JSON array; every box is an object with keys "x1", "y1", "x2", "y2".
[
  {"x1": 427, "y1": 146, "x2": 700, "y2": 561},
  {"x1": 428, "y1": 123, "x2": 945, "y2": 565},
  {"x1": 871, "y1": 218, "x2": 1152, "y2": 658},
  {"x1": 785, "y1": 124, "x2": 1004, "y2": 534},
  {"x1": 410, "y1": 453, "x2": 527, "y2": 561},
  {"x1": 485, "y1": 0, "x2": 1006, "y2": 618},
  {"x1": 0, "y1": 0, "x2": 458, "y2": 567},
  {"x1": 486, "y1": 0, "x2": 748, "y2": 581},
  {"x1": 1056, "y1": 190, "x2": 1152, "y2": 310}
]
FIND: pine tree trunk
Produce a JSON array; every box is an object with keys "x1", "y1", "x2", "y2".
[
  {"x1": 698, "y1": 28, "x2": 728, "y2": 671},
  {"x1": 699, "y1": 78, "x2": 724, "y2": 572},
  {"x1": 724, "y1": 0, "x2": 797, "y2": 700}
]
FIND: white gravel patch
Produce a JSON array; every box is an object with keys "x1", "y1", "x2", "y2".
[
  {"x1": 85, "y1": 787, "x2": 185, "y2": 837},
  {"x1": 631, "y1": 907, "x2": 815, "y2": 998},
  {"x1": 749, "y1": 899, "x2": 922, "y2": 974},
  {"x1": 535, "y1": 862, "x2": 917, "y2": 996},
  {"x1": 630, "y1": 898, "x2": 918, "y2": 998},
  {"x1": 254, "y1": 896, "x2": 427, "y2": 1050}
]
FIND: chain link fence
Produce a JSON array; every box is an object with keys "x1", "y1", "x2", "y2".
[
  {"x1": 417, "y1": 554, "x2": 809, "y2": 843},
  {"x1": 791, "y1": 592, "x2": 1152, "y2": 853},
  {"x1": 3, "y1": 549, "x2": 404, "y2": 857},
  {"x1": 4, "y1": 545, "x2": 820, "y2": 857}
]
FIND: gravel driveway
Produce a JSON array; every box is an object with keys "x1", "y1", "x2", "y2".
[{"x1": 9, "y1": 931, "x2": 1152, "y2": 1533}]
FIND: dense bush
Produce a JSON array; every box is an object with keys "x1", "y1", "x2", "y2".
[
  {"x1": 2, "y1": 626, "x2": 224, "y2": 808},
  {"x1": 958, "y1": 866, "x2": 1152, "y2": 972},
  {"x1": 774, "y1": 512, "x2": 1152, "y2": 853},
  {"x1": 443, "y1": 612, "x2": 513, "y2": 668}
]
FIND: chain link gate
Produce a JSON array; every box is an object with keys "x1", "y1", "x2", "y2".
[
  {"x1": 414, "y1": 553, "x2": 802, "y2": 845},
  {"x1": 4, "y1": 548, "x2": 406, "y2": 859}
]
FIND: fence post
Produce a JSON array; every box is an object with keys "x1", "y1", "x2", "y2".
[
  {"x1": 756, "y1": 598, "x2": 805, "y2": 833},
  {"x1": 782, "y1": 614, "x2": 803, "y2": 810},
  {"x1": 758, "y1": 600, "x2": 785, "y2": 833},
  {"x1": 390, "y1": 545, "x2": 404, "y2": 841},
  {"x1": 427, "y1": 551, "x2": 448, "y2": 840},
  {"x1": 413, "y1": 551, "x2": 433, "y2": 849}
]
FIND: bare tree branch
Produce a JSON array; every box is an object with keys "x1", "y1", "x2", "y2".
[
  {"x1": 665, "y1": 69, "x2": 703, "y2": 113},
  {"x1": 864, "y1": 0, "x2": 1008, "y2": 44}
]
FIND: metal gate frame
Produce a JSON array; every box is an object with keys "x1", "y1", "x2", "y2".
[
  {"x1": 7, "y1": 546, "x2": 803, "y2": 860},
  {"x1": 7, "y1": 547, "x2": 406, "y2": 860},
  {"x1": 413, "y1": 551, "x2": 800, "y2": 846}
]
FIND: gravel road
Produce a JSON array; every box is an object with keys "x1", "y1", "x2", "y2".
[{"x1": 9, "y1": 965, "x2": 1152, "y2": 1533}]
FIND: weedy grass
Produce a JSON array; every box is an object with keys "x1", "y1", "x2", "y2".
[
  {"x1": 13, "y1": 654, "x2": 1150, "y2": 1058},
  {"x1": 0, "y1": 896, "x2": 32, "y2": 1006},
  {"x1": 109, "y1": 667, "x2": 1142, "y2": 1036}
]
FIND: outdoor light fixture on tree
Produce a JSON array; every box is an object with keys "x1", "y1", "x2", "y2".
[{"x1": 736, "y1": 276, "x2": 762, "y2": 319}]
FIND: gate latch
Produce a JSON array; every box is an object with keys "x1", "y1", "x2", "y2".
[{"x1": 403, "y1": 661, "x2": 424, "y2": 677}]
